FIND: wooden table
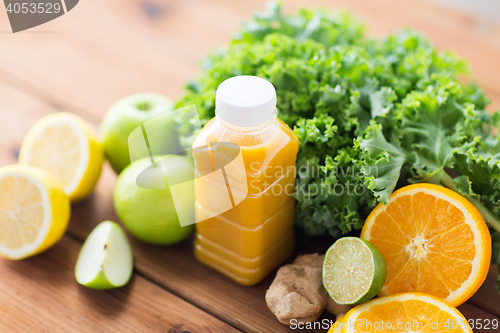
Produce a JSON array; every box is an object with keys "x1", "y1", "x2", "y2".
[{"x1": 1, "y1": 0, "x2": 500, "y2": 332}]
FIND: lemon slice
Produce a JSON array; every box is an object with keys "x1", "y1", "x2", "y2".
[
  {"x1": 0, "y1": 165, "x2": 70, "y2": 260},
  {"x1": 19, "y1": 112, "x2": 103, "y2": 202}
]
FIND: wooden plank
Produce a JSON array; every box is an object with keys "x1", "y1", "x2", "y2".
[
  {"x1": 458, "y1": 303, "x2": 500, "y2": 332},
  {"x1": 83, "y1": 0, "x2": 256, "y2": 60},
  {"x1": 470, "y1": 264, "x2": 500, "y2": 317},
  {"x1": 0, "y1": 2, "x2": 196, "y2": 120},
  {"x1": 0, "y1": 236, "x2": 239, "y2": 333},
  {"x1": 1, "y1": 0, "x2": 500, "y2": 118}
]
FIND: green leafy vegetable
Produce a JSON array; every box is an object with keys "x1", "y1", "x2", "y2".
[{"x1": 177, "y1": 2, "x2": 500, "y2": 289}]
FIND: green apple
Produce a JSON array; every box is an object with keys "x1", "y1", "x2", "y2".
[
  {"x1": 75, "y1": 221, "x2": 133, "y2": 290},
  {"x1": 113, "y1": 155, "x2": 195, "y2": 245},
  {"x1": 100, "y1": 93, "x2": 180, "y2": 174}
]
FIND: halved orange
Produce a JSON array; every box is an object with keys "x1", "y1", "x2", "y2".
[
  {"x1": 361, "y1": 183, "x2": 491, "y2": 307},
  {"x1": 337, "y1": 292, "x2": 472, "y2": 332}
]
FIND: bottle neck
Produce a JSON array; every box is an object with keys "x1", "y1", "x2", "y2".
[{"x1": 217, "y1": 114, "x2": 276, "y2": 135}]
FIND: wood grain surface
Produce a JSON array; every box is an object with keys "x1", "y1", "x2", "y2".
[
  {"x1": 1, "y1": 0, "x2": 500, "y2": 332},
  {"x1": 0, "y1": 236, "x2": 239, "y2": 333}
]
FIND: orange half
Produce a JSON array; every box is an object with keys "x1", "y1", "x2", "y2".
[
  {"x1": 361, "y1": 183, "x2": 491, "y2": 306},
  {"x1": 339, "y1": 292, "x2": 472, "y2": 332}
]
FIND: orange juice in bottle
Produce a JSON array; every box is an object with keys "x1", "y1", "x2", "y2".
[{"x1": 192, "y1": 76, "x2": 298, "y2": 285}]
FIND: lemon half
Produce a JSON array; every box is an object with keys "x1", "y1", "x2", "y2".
[
  {"x1": 0, "y1": 165, "x2": 70, "y2": 260},
  {"x1": 19, "y1": 112, "x2": 103, "y2": 202}
]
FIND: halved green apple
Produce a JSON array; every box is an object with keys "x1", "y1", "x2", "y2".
[{"x1": 75, "y1": 221, "x2": 133, "y2": 290}]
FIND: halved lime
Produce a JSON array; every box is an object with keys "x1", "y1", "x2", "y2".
[{"x1": 322, "y1": 237, "x2": 387, "y2": 305}]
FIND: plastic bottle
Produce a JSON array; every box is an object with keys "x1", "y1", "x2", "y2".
[{"x1": 193, "y1": 76, "x2": 299, "y2": 285}]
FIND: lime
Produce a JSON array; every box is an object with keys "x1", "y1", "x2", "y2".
[
  {"x1": 75, "y1": 221, "x2": 133, "y2": 290},
  {"x1": 322, "y1": 237, "x2": 387, "y2": 305}
]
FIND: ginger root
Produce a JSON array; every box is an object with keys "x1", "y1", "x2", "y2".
[{"x1": 265, "y1": 254, "x2": 328, "y2": 325}]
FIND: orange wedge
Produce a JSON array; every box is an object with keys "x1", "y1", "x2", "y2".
[
  {"x1": 361, "y1": 183, "x2": 491, "y2": 306},
  {"x1": 338, "y1": 292, "x2": 472, "y2": 332}
]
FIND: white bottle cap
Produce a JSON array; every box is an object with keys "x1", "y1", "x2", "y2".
[{"x1": 215, "y1": 76, "x2": 277, "y2": 127}]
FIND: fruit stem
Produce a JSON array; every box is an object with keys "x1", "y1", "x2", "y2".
[{"x1": 136, "y1": 102, "x2": 152, "y2": 111}]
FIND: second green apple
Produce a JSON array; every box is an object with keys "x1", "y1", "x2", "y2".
[{"x1": 100, "y1": 93, "x2": 180, "y2": 174}]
